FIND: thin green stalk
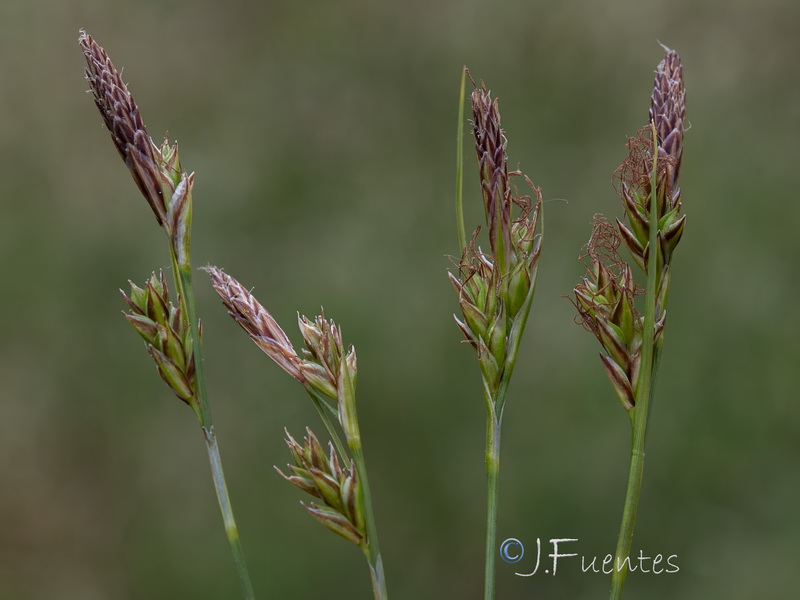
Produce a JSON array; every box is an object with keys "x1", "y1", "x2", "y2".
[
  {"x1": 177, "y1": 264, "x2": 256, "y2": 600},
  {"x1": 351, "y1": 440, "x2": 388, "y2": 600},
  {"x1": 483, "y1": 395, "x2": 502, "y2": 600},
  {"x1": 609, "y1": 124, "x2": 660, "y2": 600},
  {"x1": 455, "y1": 67, "x2": 467, "y2": 253},
  {"x1": 203, "y1": 426, "x2": 255, "y2": 600},
  {"x1": 336, "y1": 359, "x2": 387, "y2": 599},
  {"x1": 364, "y1": 554, "x2": 388, "y2": 600},
  {"x1": 482, "y1": 208, "x2": 542, "y2": 598}
]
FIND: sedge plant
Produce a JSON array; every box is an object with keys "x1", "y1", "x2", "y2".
[
  {"x1": 205, "y1": 267, "x2": 388, "y2": 600},
  {"x1": 79, "y1": 32, "x2": 255, "y2": 599},
  {"x1": 79, "y1": 27, "x2": 689, "y2": 600},
  {"x1": 571, "y1": 46, "x2": 686, "y2": 599},
  {"x1": 450, "y1": 71, "x2": 543, "y2": 600}
]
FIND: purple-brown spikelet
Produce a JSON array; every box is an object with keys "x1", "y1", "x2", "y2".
[
  {"x1": 573, "y1": 46, "x2": 687, "y2": 414},
  {"x1": 471, "y1": 84, "x2": 512, "y2": 272},
  {"x1": 450, "y1": 75, "x2": 543, "y2": 397},
  {"x1": 79, "y1": 31, "x2": 170, "y2": 225},
  {"x1": 612, "y1": 47, "x2": 686, "y2": 274},
  {"x1": 650, "y1": 46, "x2": 686, "y2": 188},
  {"x1": 205, "y1": 267, "x2": 356, "y2": 403},
  {"x1": 204, "y1": 266, "x2": 305, "y2": 383},
  {"x1": 572, "y1": 217, "x2": 642, "y2": 412}
]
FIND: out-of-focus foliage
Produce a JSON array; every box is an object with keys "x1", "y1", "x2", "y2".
[{"x1": 1, "y1": 1, "x2": 798, "y2": 598}]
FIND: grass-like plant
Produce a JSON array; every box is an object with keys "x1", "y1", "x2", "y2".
[
  {"x1": 450, "y1": 69, "x2": 543, "y2": 600},
  {"x1": 80, "y1": 28, "x2": 687, "y2": 599},
  {"x1": 78, "y1": 32, "x2": 255, "y2": 599},
  {"x1": 205, "y1": 267, "x2": 388, "y2": 600},
  {"x1": 572, "y1": 46, "x2": 685, "y2": 599}
]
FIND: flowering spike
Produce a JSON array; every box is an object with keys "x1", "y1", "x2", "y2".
[
  {"x1": 79, "y1": 31, "x2": 170, "y2": 225},
  {"x1": 471, "y1": 85, "x2": 511, "y2": 273},
  {"x1": 204, "y1": 266, "x2": 305, "y2": 383},
  {"x1": 650, "y1": 46, "x2": 686, "y2": 188},
  {"x1": 279, "y1": 428, "x2": 367, "y2": 548}
]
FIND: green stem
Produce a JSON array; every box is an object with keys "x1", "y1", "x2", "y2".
[
  {"x1": 335, "y1": 358, "x2": 387, "y2": 599},
  {"x1": 351, "y1": 440, "x2": 388, "y2": 600},
  {"x1": 481, "y1": 207, "x2": 540, "y2": 597},
  {"x1": 203, "y1": 426, "x2": 256, "y2": 600},
  {"x1": 483, "y1": 393, "x2": 502, "y2": 600},
  {"x1": 362, "y1": 546, "x2": 387, "y2": 600},
  {"x1": 609, "y1": 124, "x2": 660, "y2": 600},
  {"x1": 455, "y1": 67, "x2": 467, "y2": 253},
  {"x1": 176, "y1": 262, "x2": 212, "y2": 427},
  {"x1": 175, "y1": 263, "x2": 255, "y2": 600},
  {"x1": 609, "y1": 426, "x2": 643, "y2": 597}
]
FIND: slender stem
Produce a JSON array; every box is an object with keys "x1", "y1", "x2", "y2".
[
  {"x1": 609, "y1": 430, "x2": 643, "y2": 596},
  {"x1": 350, "y1": 440, "x2": 388, "y2": 600},
  {"x1": 455, "y1": 67, "x2": 467, "y2": 253},
  {"x1": 481, "y1": 209, "x2": 538, "y2": 597},
  {"x1": 609, "y1": 124, "x2": 660, "y2": 599},
  {"x1": 203, "y1": 426, "x2": 256, "y2": 600},
  {"x1": 176, "y1": 263, "x2": 255, "y2": 600},
  {"x1": 176, "y1": 261, "x2": 212, "y2": 427},
  {"x1": 364, "y1": 551, "x2": 387, "y2": 600},
  {"x1": 483, "y1": 395, "x2": 502, "y2": 600},
  {"x1": 336, "y1": 357, "x2": 387, "y2": 599}
]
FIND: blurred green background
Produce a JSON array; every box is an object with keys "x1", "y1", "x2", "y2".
[{"x1": 1, "y1": 0, "x2": 798, "y2": 598}]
